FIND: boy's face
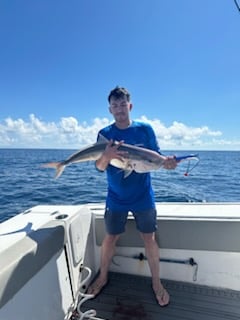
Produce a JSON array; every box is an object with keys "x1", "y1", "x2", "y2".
[{"x1": 109, "y1": 96, "x2": 132, "y2": 123}]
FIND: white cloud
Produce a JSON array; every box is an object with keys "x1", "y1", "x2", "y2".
[
  {"x1": 0, "y1": 114, "x2": 239, "y2": 150},
  {"x1": 0, "y1": 114, "x2": 111, "y2": 148},
  {"x1": 136, "y1": 116, "x2": 228, "y2": 150}
]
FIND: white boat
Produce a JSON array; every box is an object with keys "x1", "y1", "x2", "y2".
[{"x1": 1, "y1": 202, "x2": 240, "y2": 320}]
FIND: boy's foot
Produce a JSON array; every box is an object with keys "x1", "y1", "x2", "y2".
[
  {"x1": 152, "y1": 283, "x2": 170, "y2": 306},
  {"x1": 87, "y1": 277, "x2": 108, "y2": 297}
]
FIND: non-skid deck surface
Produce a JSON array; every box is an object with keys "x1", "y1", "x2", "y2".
[{"x1": 82, "y1": 272, "x2": 240, "y2": 320}]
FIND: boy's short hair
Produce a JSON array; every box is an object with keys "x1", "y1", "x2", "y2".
[{"x1": 108, "y1": 86, "x2": 131, "y2": 103}]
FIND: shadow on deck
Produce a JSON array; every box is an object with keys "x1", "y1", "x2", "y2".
[{"x1": 81, "y1": 272, "x2": 240, "y2": 320}]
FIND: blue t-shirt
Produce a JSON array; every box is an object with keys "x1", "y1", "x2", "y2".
[{"x1": 98, "y1": 121, "x2": 161, "y2": 212}]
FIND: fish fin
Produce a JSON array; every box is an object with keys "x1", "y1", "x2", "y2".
[
  {"x1": 98, "y1": 133, "x2": 109, "y2": 143},
  {"x1": 98, "y1": 133, "x2": 122, "y2": 146},
  {"x1": 110, "y1": 158, "x2": 125, "y2": 167},
  {"x1": 41, "y1": 162, "x2": 65, "y2": 179},
  {"x1": 123, "y1": 170, "x2": 133, "y2": 178},
  {"x1": 55, "y1": 163, "x2": 65, "y2": 179}
]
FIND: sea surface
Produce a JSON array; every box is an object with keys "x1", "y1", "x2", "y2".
[{"x1": 1, "y1": 149, "x2": 240, "y2": 223}]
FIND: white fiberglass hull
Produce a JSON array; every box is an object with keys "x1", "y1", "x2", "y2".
[{"x1": 0, "y1": 202, "x2": 240, "y2": 320}]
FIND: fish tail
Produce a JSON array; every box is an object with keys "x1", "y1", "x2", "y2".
[{"x1": 41, "y1": 162, "x2": 65, "y2": 179}]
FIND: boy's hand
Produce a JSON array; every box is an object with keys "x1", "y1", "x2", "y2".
[{"x1": 163, "y1": 156, "x2": 177, "y2": 170}]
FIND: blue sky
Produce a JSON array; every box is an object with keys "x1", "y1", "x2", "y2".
[{"x1": 0, "y1": 0, "x2": 239, "y2": 150}]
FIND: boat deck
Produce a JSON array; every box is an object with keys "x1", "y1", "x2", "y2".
[{"x1": 81, "y1": 272, "x2": 240, "y2": 320}]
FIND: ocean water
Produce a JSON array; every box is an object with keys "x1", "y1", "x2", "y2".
[{"x1": 0, "y1": 149, "x2": 240, "y2": 223}]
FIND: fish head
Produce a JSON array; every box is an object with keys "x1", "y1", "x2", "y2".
[
  {"x1": 128, "y1": 157, "x2": 164, "y2": 173},
  {"x1": 113, "y1": 143, "x2": 165, "y2": 174}
]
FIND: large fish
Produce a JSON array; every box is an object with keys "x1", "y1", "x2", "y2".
[
  {"x1": 42, "y1": 135, "x2": 199, "y2": 178},
  {"x1": 42, "y1": 135, "x2": 167, "y2": 178}
]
